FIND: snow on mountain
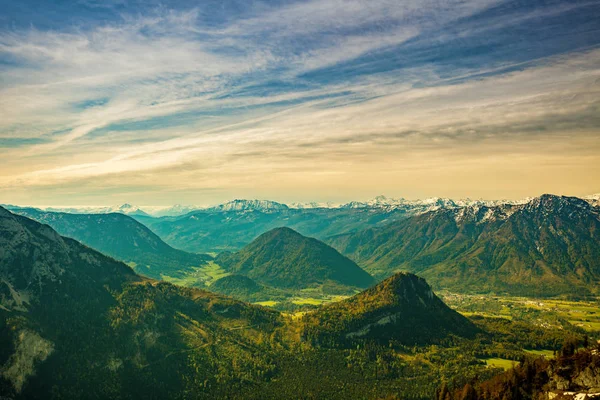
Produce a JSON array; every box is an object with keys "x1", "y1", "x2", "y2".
[
  {"x1": 6, "y1": 194, "x2": 590, "y2": 219},
  {"x1": 451, "y1": 203, "x2": 519, "y2": 224},
  {"x1": 112, "y1": 203, "x2": 150, "y2": 216},
  {"x1": 340, "y1": 195, "x2": 533, "y2": 211},
  {"x1": 288, "y1": 202, "x2": 340, "y2": 209},
  {"x1": 450, "y1": 194, "x2": 598, "y2": 225},
  {"x1": 206, "y1": 199, "x2": 289, "y2": 213},
  {"x1": 143, "y1": 204, "x2": 201, "y2": 217},
  {"x1": 584, "y1": 193, "x2": 600, "y2": 207}
]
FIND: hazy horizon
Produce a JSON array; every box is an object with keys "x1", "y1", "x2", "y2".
[{"x1": 2, "y1": 0, "x2": 599, "y2": 206}]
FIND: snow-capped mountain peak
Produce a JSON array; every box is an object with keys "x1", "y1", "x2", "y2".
[
  {"x1": 288, "y1": 201, "x2": 340, "y2": 209},
  {"x1": 207, "y1": 199, "x2": 289, "y2": 213}
]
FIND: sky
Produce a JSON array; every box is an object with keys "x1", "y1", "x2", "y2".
[{"x1": 1, "y1": 0, "x2": 599, "y2": 206}]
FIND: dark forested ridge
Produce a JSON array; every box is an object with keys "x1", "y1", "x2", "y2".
[
  {"x1": 10, "y1": 207, "x2": 212, "y2": 279},
  {"x1": 328, "y1": 195, "x2": 600, "y2": 296},
  {"x1": 216, "y1": 227, "x2": 374, "y2": 290},
  {"x1": 0, "y1": 206, "x2": 281, "y2": 399}
]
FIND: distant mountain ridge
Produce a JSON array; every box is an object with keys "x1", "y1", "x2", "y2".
[
  {"x1": 339, "y1": 195, "x2": 532, "y2": 211},
  {"x1": 4, "y1": 203, "x2": 151, "y2": 216},
  {"x1": 328, "y1": 194, "x2": 600, "y2": 296},
  {"x1": 137, "y1": 206, "x2": 414, "y2": 253},
  {"x1": 206, "y1": 199, "x2": 290, "y2": 213},
  {"x1": 9, "y1": 208, "x2": 211, "y2": 280},
  {"x1": 4, "y1": 193, "x2": 574, "y2": 217},
  {"x1": 216, "y1": 227, "x2": 374, "y2": 290},
  {"x1": 5, "y1": 193, "x2": 599, "y2": 257}
]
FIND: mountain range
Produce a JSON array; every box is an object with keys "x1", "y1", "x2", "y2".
[
  {"x1": 10, "y1": 192, "x2": 591, "y2": 217},
  {"x1": 8, "y1": 208, "x2": 211, "y2": 280},
  {"x1": 0, "y1": 206, "x2": 479, "y2": 398},
  {"x1": 134, "y1": 206, "x2": 413, "y2": 253},
  {"x1": 5, "y1": 192, "x2": 600, "y2": 299},
  {"x1": 328, "y1": 194, "x2": 600, "y2": 296},
  {"x1": 6, "y1": 193, "x2": 598, "y2": 256}
]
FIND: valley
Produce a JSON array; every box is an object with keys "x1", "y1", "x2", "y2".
[
  {"x1": 160, "y1": 261, "x2": 230, "y2": 288},
  {"x1": 441, "y1": 293, "x2": 600, "y2": 334}
]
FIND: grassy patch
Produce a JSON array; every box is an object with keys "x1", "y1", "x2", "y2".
[
  {"x1": 482, "y1": 358, "x2": 517, "y2": 370},
  {"x1": 290, "y1": 295, "x2": 349, "y2": 306},
  {"x1": 201, "y1": 262, "x2": 230, "y2": 285},
  {"x1": 254, "y1": 301, "x2": 278, "y2": 307},
  {"x1": 523, "y1": 349, "x2": 555, "y2": 358},
  {"x1": 161, "y1": 261, "x2": 230, "y2": 288},
  {"x1": 461, "y1": 311, "x2": 513, "y2": 320},
  {"x1": 292, "y1": 297, "x2": 325, "y2": 305}
]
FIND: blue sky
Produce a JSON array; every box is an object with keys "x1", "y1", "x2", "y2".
[{"x1": 1, "y1": 0, "x2": 599, "y2": 205}]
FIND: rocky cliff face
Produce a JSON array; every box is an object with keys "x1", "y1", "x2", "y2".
[{"x1": 547, "y1": 350, "x2": 600, "y2": 398}]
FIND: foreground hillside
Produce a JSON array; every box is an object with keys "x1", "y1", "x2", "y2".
[
  {"x1": 329, "y1": 195, "x2": 600, "y2": 296},
  {"x1": 10, "y1": 208, "x2": 211, "y2": 280},
  {"x1": 0, "y1": 207, "x2": 281, "y2": 399},
  {"x1": 216, "y1": 227, "x2": 374, "y2": 290}
]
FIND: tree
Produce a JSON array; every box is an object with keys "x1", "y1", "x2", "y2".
[
  {"x1": 459, "y1": 383, "x2": 477, "y2": 400},
  {"x1": 437, "y1": 382, "x2": 449, "y2": 400}
]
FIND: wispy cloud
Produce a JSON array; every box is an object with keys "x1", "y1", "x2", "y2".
[{"x1": 1, "y1": 0, "x2": 599, "y2": 204}]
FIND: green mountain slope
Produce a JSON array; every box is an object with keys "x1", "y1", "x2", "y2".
[
  {"x1": 0, "y1": 206, "x2": 281, "y2": 399},
  {"x1": 302, "y1": 272, "x2": 477, "y2": 346},
  {"x1": 328, "y1": 195, "x2": 600, "y2": 296},
  {"x1": 216, "y1": 227, "x2": 374, "y2": 290},
  {"x1": 136, "y1": 207, "x2": 413, "y2": 253},
  {"x1": 11, "y1": 208, "x2": 211, "y2": 279}
]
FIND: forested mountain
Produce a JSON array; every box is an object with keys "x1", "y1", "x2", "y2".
[
  {"x1": 135, "y1": 207, "x2": 421, "y2": 253},
  {"x1": 302, "y1": 272, "x2": 477, "y2": 346},
  {"x1": 10, "y1": 208, "x2": 211, "y2": 279},
  {"x1": 0, "y1": 206, "x2": 281, "y2": 399},
  {"x1": 126, "y1": 195, "x2": 557, "y2": 255},
  {"x1": 328, "y1": 195, "x2": 600, "y2": 296},
  {"x1": 216, "y1": 227, "x2": 374, "y2": 290}
]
